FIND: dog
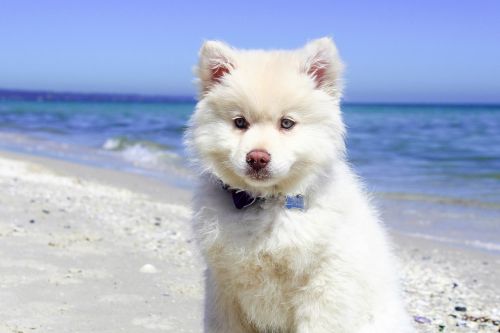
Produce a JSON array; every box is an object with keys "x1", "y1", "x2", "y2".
[{"x1": 185, "y1": 37, "x2": 414, "y2": 333}]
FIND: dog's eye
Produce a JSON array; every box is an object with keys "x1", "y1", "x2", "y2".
[
  {"x1": 280, "y1": 118, "x2": 296, "y2": 130},
  {"x1": 234, "y1": 117, "x2": 249, "y2": 129}
]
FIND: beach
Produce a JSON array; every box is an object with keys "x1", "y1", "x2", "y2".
[
  {"x1": 0, "y1": 150, "x2": 498, "y2": 333},
  {"x1": 0, "y1": 150, "x2": 202, "y2": 333}
]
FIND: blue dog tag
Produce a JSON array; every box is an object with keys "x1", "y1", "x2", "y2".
[{"x1": 284, "y1": 195, "x2": 305, "y2": 210}]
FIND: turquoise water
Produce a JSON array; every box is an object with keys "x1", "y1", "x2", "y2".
[
  {"x1": 0, "y1": 100, "x2": 499, "y2": 251},
  {"x1": 346, "y1": 105, "x2": 500, "y2": 204}
]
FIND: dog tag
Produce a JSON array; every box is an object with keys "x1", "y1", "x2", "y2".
[{"x1": 284, "y1": 195, "x2": 305, "y2": 210}]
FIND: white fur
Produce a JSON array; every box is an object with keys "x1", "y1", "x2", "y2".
[{"x1": 185, "y1": 38, "x2": 414, "y2": 333}]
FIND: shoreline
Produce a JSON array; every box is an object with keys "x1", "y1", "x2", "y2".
[
  {"x1": 1, "y1": 121, "x2": 499, "y2": 255},
  {"x1": 2, "y1": 141, "x2": 498, "y2": 255},
  {"x1": 0, "y1": 149, "x2": 192, "y2": 205},
  {"x1": 0, "y1": 150, "x2": 499, "y2": 332}
]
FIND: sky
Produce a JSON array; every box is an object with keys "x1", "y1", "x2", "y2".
[{"x1": 1, "y1": 0, "x2": 499, "y2": 103}]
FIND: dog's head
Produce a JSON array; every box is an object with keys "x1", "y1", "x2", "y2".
[{"x1": 186, "y1": 38, "x2": 346, "y2": 196}]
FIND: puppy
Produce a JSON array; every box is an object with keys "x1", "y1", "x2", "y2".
[{"x1": 185, "y1": 38, "x2": 414, "y2": 333}]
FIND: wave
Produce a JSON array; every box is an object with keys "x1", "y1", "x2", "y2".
[
  {"x1": 102, "y1": 137, "x2": 187, "y2": 175},
  {"x1": 403, "y1": 232, "x2": 500, "y2": 253},
  {"x1": 102, "y1": 136, "x2": 174, "y2": 151},
  {"x1": 379, "y1": 192, "x2": 500, "y2": 210}
]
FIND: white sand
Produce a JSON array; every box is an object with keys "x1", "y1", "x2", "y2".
[
  {"x1": 0, "y1": 151, "x2": 498, "y2": 333},
  {"x1": 0, "y1": 151, "x2": 202, "y2": 333}
]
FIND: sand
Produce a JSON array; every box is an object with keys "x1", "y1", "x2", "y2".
[{"x1": 0, "y1": 150, "x2": 498, "y2": 333}]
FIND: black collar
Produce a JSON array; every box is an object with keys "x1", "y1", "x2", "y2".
[{"x1": 221, "y1": 183, "x2": 262, "y2": 209}]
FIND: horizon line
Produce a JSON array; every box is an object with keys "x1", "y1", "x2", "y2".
[{"x1": 1, "y1": 87, "x2": 499, "y2": 107}]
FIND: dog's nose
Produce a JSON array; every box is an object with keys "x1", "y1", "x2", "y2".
[{"x1": 246, "y1": 149, "x2": 271, "y2": 171}]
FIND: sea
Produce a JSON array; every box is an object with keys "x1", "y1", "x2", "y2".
[{"x1": 0, "y1": 99, "x2": 499, "y2": 253}]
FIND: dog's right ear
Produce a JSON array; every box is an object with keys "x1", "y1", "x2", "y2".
[
  {"x1": 301, "y1": 37, "x2": 344, "y2": 99},
  {"x1": 197, "y1": 40, "x2": 236, "y2": 94}
]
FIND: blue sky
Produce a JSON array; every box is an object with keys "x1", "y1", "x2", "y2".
[{"x1": 1, "y1": 0, "x2": 499, "y2": 103}]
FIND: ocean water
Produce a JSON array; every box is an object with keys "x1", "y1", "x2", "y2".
[{"x1": 0, "y1": 100, "x2": 499, "y2": 252}]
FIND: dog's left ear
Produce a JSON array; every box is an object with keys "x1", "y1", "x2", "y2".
[
  {"x1": 197, "y1": 40, "x2": 236, "y2": 94},
  {"x1": 301, "y1": 37, "x2": 344, "y2": 99}
]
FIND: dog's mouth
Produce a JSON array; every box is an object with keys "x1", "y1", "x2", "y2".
[{"x1": 245, "y1": 168, "x2": 271, "y2": 181}]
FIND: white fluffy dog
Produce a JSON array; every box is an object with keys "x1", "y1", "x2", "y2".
[{"x1": 185, "y1": 38, "x2": 414, "y2": 333}]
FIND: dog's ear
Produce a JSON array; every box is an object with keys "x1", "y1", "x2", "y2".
[
  {"x1": 197, "y1": 40, "x2": 236, "y2": 94},
  {"x1": 301, "y1": 37, "x2": 344, "y2": 99}
]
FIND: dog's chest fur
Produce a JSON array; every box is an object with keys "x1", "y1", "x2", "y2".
[{"x1": 204, "y1": 207, "x2": 328, "y2": 330}]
